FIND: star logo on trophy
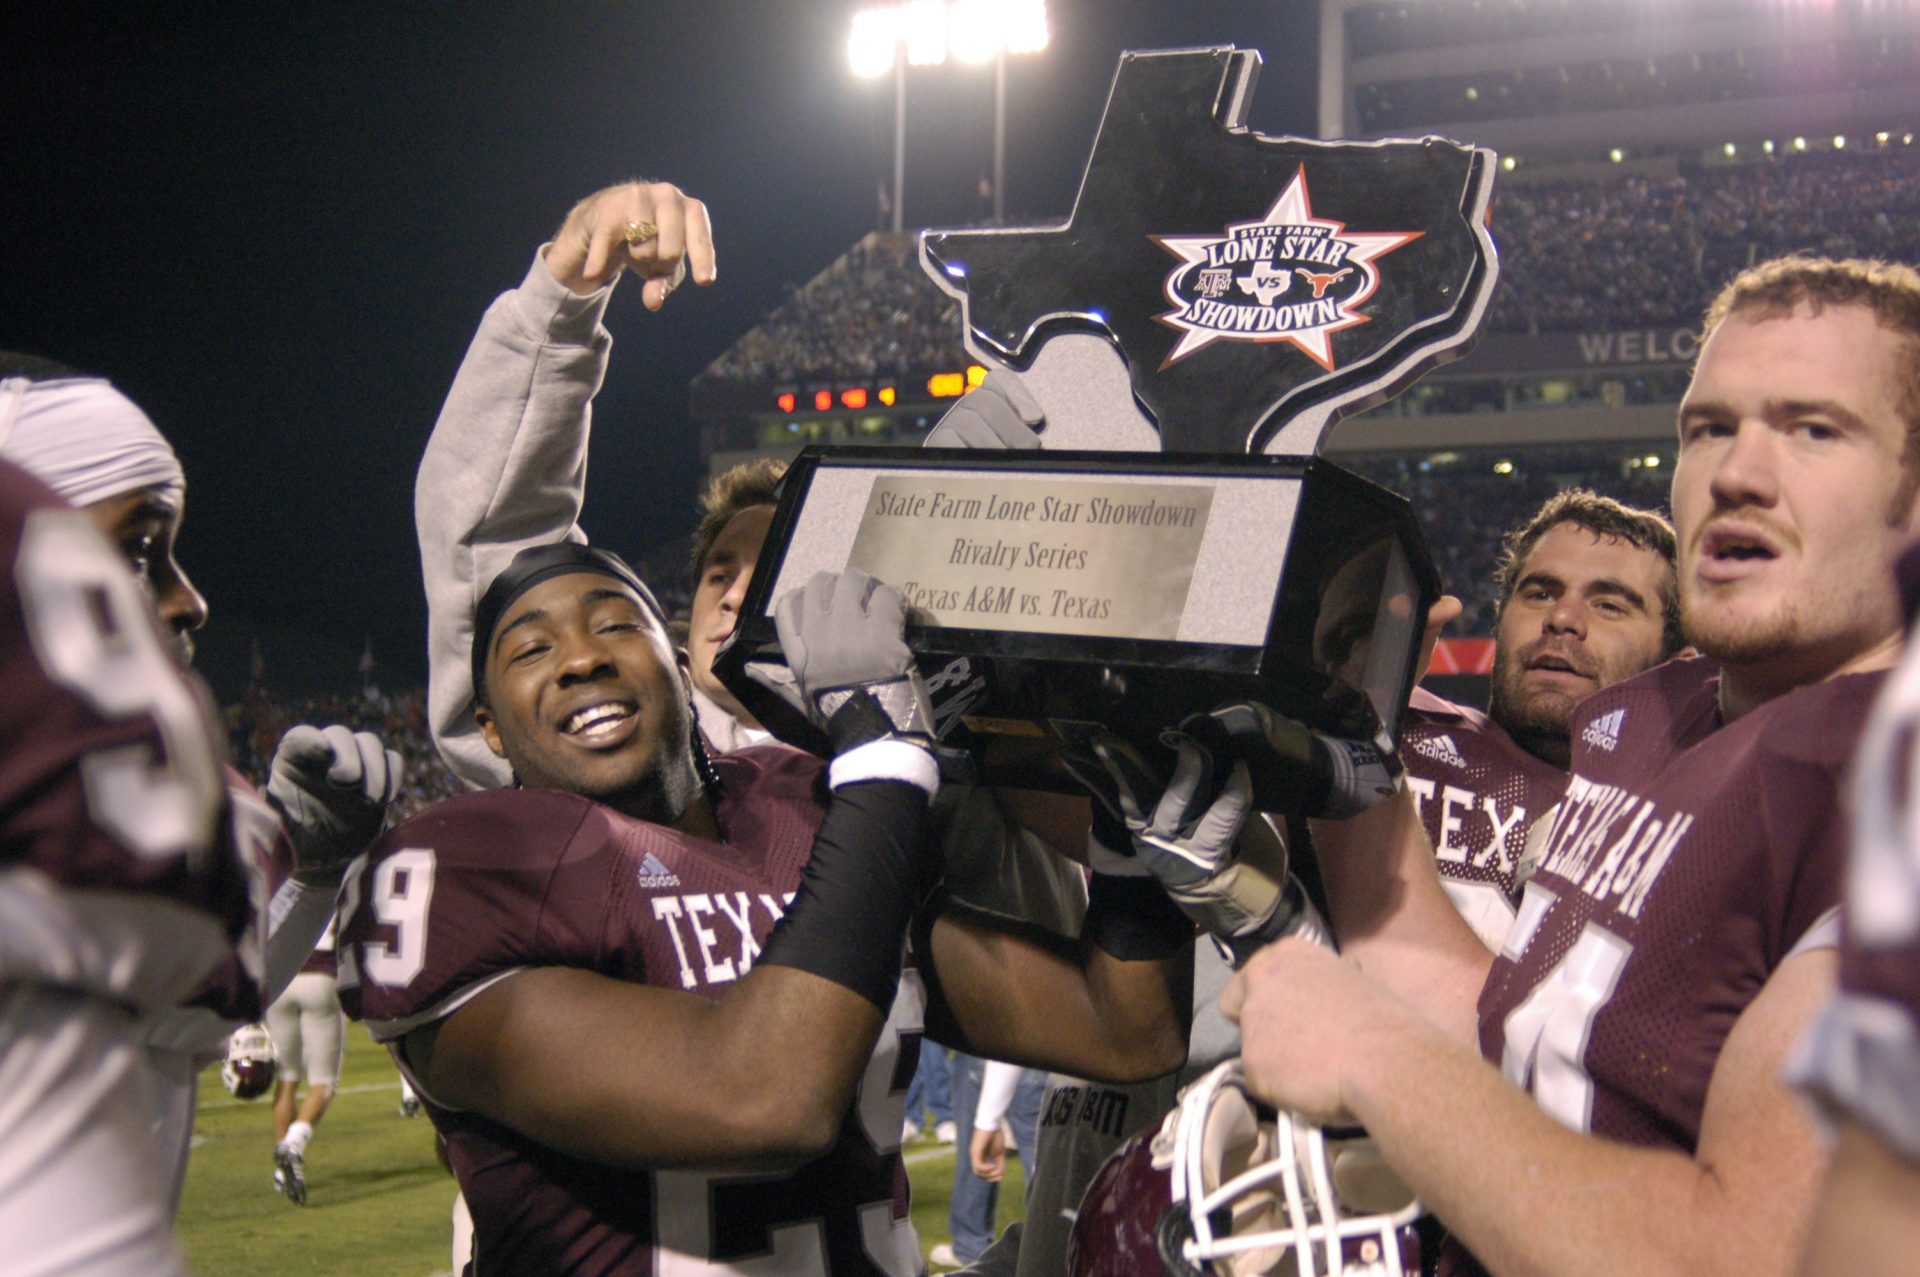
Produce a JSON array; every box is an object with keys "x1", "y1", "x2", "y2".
[
  {"x1": 920, "y1": 46, "x2": 1499, "y2": 454},
  {"x1": 1154, "y1": 167, "x2": 1422, "y2": 371}
]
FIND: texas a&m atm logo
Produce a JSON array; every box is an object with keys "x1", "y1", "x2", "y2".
[{"x1": 1154, "y1": 166, "x2": 1421, "y2": 371}]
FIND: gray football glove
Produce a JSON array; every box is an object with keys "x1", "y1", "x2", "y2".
[
  {"x1": 752, "y1": 569, "x2": 935, "y2": 758},
  {"x1": 266, "y1": 724, "x2": 403, "y2": 884},
  {"x1": 924, "y1": 370, "x2": 1044, "y2": 450}
]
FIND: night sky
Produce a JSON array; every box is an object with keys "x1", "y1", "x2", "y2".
[{"x1": 2, "y1": 2, "x2": 1316, "y2": 697}]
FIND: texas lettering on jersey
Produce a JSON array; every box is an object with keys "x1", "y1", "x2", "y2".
[
  {"x1": 1400, "y1": 688, "x2": 1566, "y2": 949},
  {"x1": 1441, "y1": 659, "x2": 1871, "y2": 1277},
  {"x1": 338, "y1": 745, "x2": 922, "y2": 1276},
  {"x1": 1477, "y1": 658, "x2": 1864, "y2": 1139}
]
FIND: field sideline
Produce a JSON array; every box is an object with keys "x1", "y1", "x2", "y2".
[{"x1": 178, "y1": 1022, "x2": 1026, "y2": 1274}]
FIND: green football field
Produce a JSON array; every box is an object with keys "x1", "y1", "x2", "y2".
[{"x1": 177, "y1": 1022, "x2": 1026, "y2": 1274}]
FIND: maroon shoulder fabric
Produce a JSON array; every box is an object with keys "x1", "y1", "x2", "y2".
[
  {"x1": 1793, "y1": 547, "x2": 1920, "y2": 1155},
  {"x1": 1440, "y1": 660, "x2": 1870, "y2": 1277},
  {"x1": 338, "y1": 743, "x2": 922, "y2": 1275},
  {"x1": 0, "y1": 459, "x2": 245, "y2": 934},
  {"x1": 1402, "y1": 687, "x2": 1567, "y2": 904}
]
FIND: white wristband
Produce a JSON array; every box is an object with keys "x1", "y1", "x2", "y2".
[{"x1": 828, "y1": 739, "x2": 940, "y2": 798}]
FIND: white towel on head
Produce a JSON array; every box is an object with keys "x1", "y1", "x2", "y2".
[{"x1": 0, "y1": 376, "x2": 184, "y2": 508}]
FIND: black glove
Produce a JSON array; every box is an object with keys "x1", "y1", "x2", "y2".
[{"x1": 1181, "y1": 701, "x2": 1402, "y2": 819}]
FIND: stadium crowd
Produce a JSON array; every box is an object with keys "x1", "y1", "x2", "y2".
[{"x1": 699, "y1": 147, "x2": 1920, "y2": 386}]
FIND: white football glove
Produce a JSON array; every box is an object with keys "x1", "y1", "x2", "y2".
[{"x1": 266, "y1": 724, "x2": 403, "y2": 884}]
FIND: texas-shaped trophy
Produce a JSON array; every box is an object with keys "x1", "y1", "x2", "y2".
[{"x1": 716, "y1": 45, "x2": 1497, "y2": 807}]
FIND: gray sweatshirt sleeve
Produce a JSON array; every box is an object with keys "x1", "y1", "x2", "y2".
[{"x1": 415, "y1": 250, "x2": 618, "y2": 790}]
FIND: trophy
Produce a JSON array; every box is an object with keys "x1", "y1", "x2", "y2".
[{"x1": 716, "y1": 46, "x2": 1498, "y2": 803}]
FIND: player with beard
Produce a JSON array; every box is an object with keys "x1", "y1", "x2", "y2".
[
  {"x1": 1222, "y1": 255, "x2": 1920, "y2": 1277},
  {"x1": 0, "y1": 356, "x2": 402, "y2": 1216},
  {"x1": 1403, "y1": 491, "x2": 1679, "y2": 948}
]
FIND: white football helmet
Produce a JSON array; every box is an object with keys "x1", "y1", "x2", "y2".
[
  {"x1": 220, "y1": 1023, "x2": 277, "y2": 1100},
  {"x1": 1070, "y1": 1060, "x2": 1423, "y2": 1276}
]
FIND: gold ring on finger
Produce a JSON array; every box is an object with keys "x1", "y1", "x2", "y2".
[{"x1": 623, "y1": 219, "x2": 658, "y2": 246}]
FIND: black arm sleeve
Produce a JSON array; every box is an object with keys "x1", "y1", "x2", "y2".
[{"x1": 756, "y1": 779, "x2": 937, "y2": 1011}]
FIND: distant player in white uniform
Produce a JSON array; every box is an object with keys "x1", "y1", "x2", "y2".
[{"x1": 265, "y1": 916, "x2": 346, "y2": 1204}]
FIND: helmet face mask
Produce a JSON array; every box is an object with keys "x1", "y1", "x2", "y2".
[
  {"x1": 221, "y1": 1023, "x2": 278, "y2": 1101},
  {"x1": 1074, "y1": 1062, "x2": 1423, "y2": 1277}
]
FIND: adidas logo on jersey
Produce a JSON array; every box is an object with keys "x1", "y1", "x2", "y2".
[
  {"x1": 1410, "y1": 733, "x2": 1467, "y2": 769},
  {"x1": 1581, "y1": 708, "x2": 1626, "y2": 753},
  {"x1": 636, "y1": 852, "x2": 680, "y2": 889}
]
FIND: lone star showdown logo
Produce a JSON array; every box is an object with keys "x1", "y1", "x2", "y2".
[{"x1": 1154, "y1": 166, "x2": 1422, "y2": 371}]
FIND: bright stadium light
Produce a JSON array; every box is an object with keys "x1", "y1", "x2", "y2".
[
  {"x1": 847, "y1": 1, "x2": 1050, "y2": 228},
  {"x1": 848, "y1": 8, "x2": 899, "y2": 78},
  {"x1": 903, "y1": 1, "x2": 949, "y2": 67},
  {"x1": 950, "y1": 0, "x2": 1003, "y2": 64}
]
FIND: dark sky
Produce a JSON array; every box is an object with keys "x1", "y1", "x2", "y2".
[{"x1": 1, "y1": 2, "x2": 1316, "y2": 696}]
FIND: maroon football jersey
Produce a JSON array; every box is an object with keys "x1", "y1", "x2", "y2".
[
  {"x1": 1401, "y1": 687, "x2": 1569, "y2": 949},
  {"x1": 1793, "y1": 547, "x2": 1920, "y2": 1160},
  {"x1": 1442, "y1": 656, "x2": 1868, "y2": 1276},
  {"x1": 338, "y1": 744, "x2": 923, "y2": 1276},
  {"x1": 0, "y1": 460, "x2": 245, "y2": 1000}
]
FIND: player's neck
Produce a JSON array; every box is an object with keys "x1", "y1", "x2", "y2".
[
  {"x1": 1717, "y1": 629, "x2": 1905, "y2": 722},
  {"x1": 669, "y1": 791, "x2": 720, "y2": 840}
]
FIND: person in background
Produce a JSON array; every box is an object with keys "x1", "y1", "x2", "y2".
[{"x1": 264, "y1": 916, "x2": 345, "y2": 1205}]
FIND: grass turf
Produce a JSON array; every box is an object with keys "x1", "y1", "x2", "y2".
[{"x1": 178, "y1": 1022, "x2": 1024, "y2": 1274}]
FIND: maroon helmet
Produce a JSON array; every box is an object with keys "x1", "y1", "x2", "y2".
[
  {"x1": 220, "y1": 1023, "x2": 277, "y2": 1100},
  {"x1": 1069, "y1": 1061, "x2": 1423, "y2": 1276}
]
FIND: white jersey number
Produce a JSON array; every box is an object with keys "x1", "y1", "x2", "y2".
[
  {"x1": 15, "y1": 509, "x2": 221, "y2": 862},
  {"x1": 652, "y1": 973, "x2": 924, "y2": 1276},
  {"x1": 336, "y1": 848, "x2": 435, "y2": 991},
  {"x1": 1499, "y1": 882, "x2": 1632, "y2": 1132}
]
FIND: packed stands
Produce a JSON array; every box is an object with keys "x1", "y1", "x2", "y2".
[
  {"x1": 698, "y1": 146, "x2": 1920, "y2": 392},
  {"x1": 1344, "y1": 443, "x2": 1675, "y2": 636}
]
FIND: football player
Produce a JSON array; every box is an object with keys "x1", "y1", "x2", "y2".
[
  {"x1": 263, "y1": 915, "x2": 346, "y2": 1204},
  {"x1": 1790, "y1": 541, "x2": 1920, "y2": 1276},
  {"x1": 0, "y1": 358, "x2": 403, "y2": 1213},
  {"x1": 1402, "y1": 490, "x2": 1680, "y2": 949},
  {"x1": 396, "y1": 180, "x2": 1237, "y2": 1272},
  {"x1": 0, "y1": 457, "x2": 242, "y2": 1275},
  {"x1": 1224, "y1": 255, "x2": 1920, "y2": 1277},
  {"x1": 964, "y1": 489, "x2": 1676, "y2": 1277}
]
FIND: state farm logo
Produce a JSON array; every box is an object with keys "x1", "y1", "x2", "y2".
[{"x1": 1154, "y1": 166, "x2": 1420, "y2": 370}]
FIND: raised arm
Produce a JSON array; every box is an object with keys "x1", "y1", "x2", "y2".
[{"x1": 417, "y1": 181, "x2": 713, "y2": 789}]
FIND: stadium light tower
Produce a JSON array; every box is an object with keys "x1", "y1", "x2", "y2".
[{"x1": 848, "y1": 0, "x2": 1050, "y2": 231}]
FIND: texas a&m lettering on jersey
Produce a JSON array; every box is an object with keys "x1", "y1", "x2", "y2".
[
  {"x1": 338, "y1": 744, "x2": 923, "y2": 1276},
  {"x1": 1436, "y1": 658, "x2": 1872, "y2": 1277},
  {"x1": 1473, "y1": 657, "x2": 1865, "y2": 1153},
  {"x1": 1399, "y1": 687, "x2": 1566, "y2": 949}
]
